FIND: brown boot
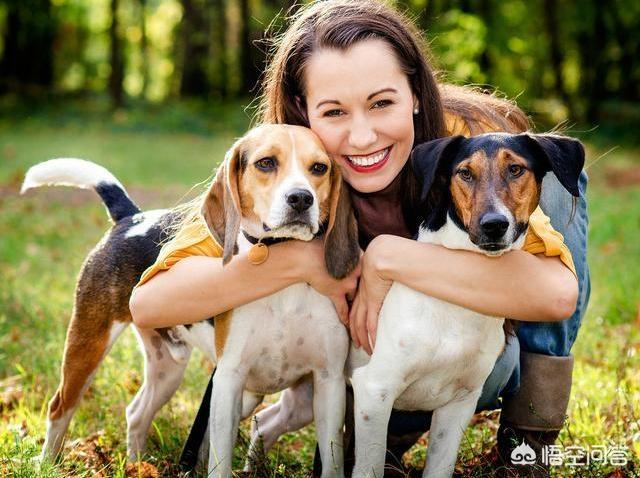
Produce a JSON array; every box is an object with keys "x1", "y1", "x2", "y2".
[{"x1": 496, "y1": 351, "x2": 574, "y2": 478}]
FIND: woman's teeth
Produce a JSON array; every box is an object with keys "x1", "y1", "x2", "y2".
[{"x1": 346, "y1": 147, "x2": 389, "y2": 167}]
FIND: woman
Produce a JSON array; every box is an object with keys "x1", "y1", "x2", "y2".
[{"x1": 130, "y1": 1, "x2": 589, "y2": 475}]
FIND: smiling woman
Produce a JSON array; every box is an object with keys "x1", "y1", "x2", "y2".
[
  {"x1": 130, "y1": 0, "x2": 589, "y2": 476},
  {"x1": 304, "y1": 40, "x2": 417, "y2": 193}
]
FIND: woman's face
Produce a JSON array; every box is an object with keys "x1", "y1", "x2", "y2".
[{"x1": 303, "y1": 39, "x2": 417, "y2": 193}]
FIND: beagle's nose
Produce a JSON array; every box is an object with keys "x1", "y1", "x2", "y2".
[
  {"x1": 480, "y1": 212, "x2": 509, "y2": 239},
  {"x1": 286, "y1": 188, "x2": 314, "y2": 213}
]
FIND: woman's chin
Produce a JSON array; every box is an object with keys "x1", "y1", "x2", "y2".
[{"x1": 343, "y1": 173, "x2": 397, "y2": 193}]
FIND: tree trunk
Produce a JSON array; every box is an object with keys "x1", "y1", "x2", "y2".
[
  {"x1": 0, "y1": 0, "x2": 55, "y2": 95},
  {"x1": 238, "y1": 0, "x2": 255, "y2": 94},
  {"x1": 542, "y1": 0, "x2": 574, "y2": 119},
  {"x1": 477, "y1": 0, "x2": 492, "y2": 77},
  {"x1": 210, "y1": 0, "x2": 227, "y2": 98},
  {"x1": 180, "y1": 0, "x2": 210, "y2": 97},
  {"x1": 585, "y1": 0, "x2": 606, "y2": 122},
  {"x1": 606, "y1": 1, "x2": 638, "y2": 102},
  {"x1": 138, "y1": 0, "x2": 149, "y2": 98},
  {"x1": 109, "y1": 0, "x2": 125, "y2": 108}
]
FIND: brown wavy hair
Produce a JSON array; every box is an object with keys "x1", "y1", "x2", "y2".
[{"x1": 253, "y1": 0, "x2": 529, "y2": 234}]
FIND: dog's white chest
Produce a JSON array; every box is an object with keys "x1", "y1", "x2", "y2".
[
  {"x1": 380, "y1": 283, "x2": 504, "y2": 410},
  {"x1": 222, "y1": 284, "x2": 348, "y2": 394},
  {"x1": 349, "y1": 220, "x2": 507, "y2": 412}
]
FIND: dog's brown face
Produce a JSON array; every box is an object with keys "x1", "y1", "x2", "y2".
[
  {"x1": 202, "y1": 124, "x2": 359, "y2": 279},
  {"x1": 235, "y1": 125, "x2": 334, "y2": 240},
  {"x1": 411, "y1": 132, "x2": 585, "y2": 254},
  {"x1": 450, "y1": 147, "x2": 541, "y2": 250}
]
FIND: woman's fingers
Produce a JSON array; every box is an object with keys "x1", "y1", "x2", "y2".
[
  {"x1": 349, "y1": 292, "x2": 363, "y2": 348},
  {"x1": 354, "y1": 296, "x2": 372, "y2": 355},
  {"x1": 346, "y1": 262, "x2": 361, "y2": 302},
  {"x1": 331, "y1": 295, "x2": 349, "y2": 325},
  {"x1": 366, "y1": 307, "x2": 378, "y2": 351}
]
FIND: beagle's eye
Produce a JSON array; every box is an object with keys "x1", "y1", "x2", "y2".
[
  {"x1": 255, "y1": 157, "x2": 277, "y2": 171},
  {"x1": 311, "y1": 163, "x2": 328, "y2": 175},
  {"x1": 457, "y1": 167, "x2": 473, "y2": 182},
  {"x1": 509, "y1": 164, "x2": 525, "y2": 177}
]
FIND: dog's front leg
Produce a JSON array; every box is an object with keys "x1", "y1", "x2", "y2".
[
  {"x1": 208, "y1": 370, "x2": 245, "y2": 478},
  {"x1": 313, "y1": 371, "x2": 346, "y2": 478},
  {"x1": 351, "y1": 366, "x2": 400, "y2": 478},
  {"x1": 422, "y1": 390, "x2": 481, "y2": 478}
]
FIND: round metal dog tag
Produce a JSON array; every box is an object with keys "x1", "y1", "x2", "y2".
[{"x1": 248, "y1": 243, "x2": 269, "y2": 265}]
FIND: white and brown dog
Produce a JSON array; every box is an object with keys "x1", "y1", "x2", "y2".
[
  {"x1": 21, "y1": 124, "x2": 359, "y2": 477},
  {"x1": 246, "y1": 133, "x2": 584, "y2": 478}
]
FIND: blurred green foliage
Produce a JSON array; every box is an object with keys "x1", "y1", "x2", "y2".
[{"x1": 0, "y1": 0, "x2": 638, "y2": 131}]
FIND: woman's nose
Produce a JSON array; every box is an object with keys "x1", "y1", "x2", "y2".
[{"x1": 348, "y1": 113, "x2": 378, "y2": 151}]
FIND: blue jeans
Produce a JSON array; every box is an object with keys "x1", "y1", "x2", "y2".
[{"x1": 390, "y1": 171, "x2": 590, "y2": 431}]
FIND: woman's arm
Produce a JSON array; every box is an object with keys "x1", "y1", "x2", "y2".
[
  {"x1": 130, "y1": 239, "x2": 359, "y2": 329},
  {"x1": 350, "y1": 234, "x2": 578, "y2": 353}
]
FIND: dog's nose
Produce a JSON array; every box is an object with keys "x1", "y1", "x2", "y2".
[
  {"x1": 286, "y1": 188, "x2": 314, "y2": 213},
  {"x1": 480, "y1": 213, "x2": 509, "y2": 239}
]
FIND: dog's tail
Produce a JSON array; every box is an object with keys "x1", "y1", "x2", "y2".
[{"x1": 21, "y1": 158, "x2": 141, "y2": 223}]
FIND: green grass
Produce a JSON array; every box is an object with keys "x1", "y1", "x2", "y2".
[{"x1": 1, "y1": 100, "x2": 639, "y2": 477}]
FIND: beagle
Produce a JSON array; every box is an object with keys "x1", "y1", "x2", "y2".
[
  {"x1": 245, "y1": 133, "x2": 585, "y2": 478},
  {"x1": 21, "y1": 124, "x2": 359, "y2": 477}
]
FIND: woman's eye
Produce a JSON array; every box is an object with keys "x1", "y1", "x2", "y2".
[
  {"x1": 255, "y1": 157, "x2": 277, "y2": 171},
  {"x1": 372, "y1": 99, "x2": 392, "y2": 109},
  {"x1": 457, "y1": 168, "x2": 473, "y2": 182},
  {"x1": 323, "y1": 109, "x2": 343, "y2": 118},
  {"x1": 509, "y1": 164, "x2": 524, "y2": 177},
  {"x1": 311, "y1": 163, "x2": 328, "y2": 175}
]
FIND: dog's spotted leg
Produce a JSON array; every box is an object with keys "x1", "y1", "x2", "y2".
[
  {"x1": 351, "y1": 366, "x2": 404, "y2": 478},
  {"x1": 244, "y1": 377, "x2": 314, "y2": 472},
  {"x1": 208, "y1": 369, "x2": 246, "y2": 478},
  {"x1": 126, "y1": 327, "x2": 192, "y2": 460},
  {"x1": 422, "y1": 390, "x2": 481, "y2": 478},
  {"x1": 314, "y1": 371, "x2": 346, "y2": 478},
  {"x1": 42, "y1": 320, "x2": 128, "y2": 460}
]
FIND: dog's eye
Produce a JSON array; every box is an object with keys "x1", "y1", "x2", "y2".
[
  {"x1": 509, "y1": 164, "x2": 525, "y2": 177},
  {"x1": 311, "y1": 163, "x2": 328, "y2": 175},
  {"x1": 457, "y1": 168, "x2": 473, "y2": 182},
  {"x1": 255, "y1": 157, "x2": 277, "y2": 171}
]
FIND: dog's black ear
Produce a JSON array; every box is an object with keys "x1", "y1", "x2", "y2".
[
  {"x1": 411, "y1": 135, "x2": 466, "y2": 201},
  {"x1": 202, "y1": 139, "x2": 243, "y2": 265},
  {"x1": 324, "y1": 165, "x2": 360, "y2": 279},
  {"x1": 518, "y1": 133, "x2": 585, "y2": 197}
]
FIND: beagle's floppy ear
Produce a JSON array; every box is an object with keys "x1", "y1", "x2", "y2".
[
  {"x1": 517, "y1": 133, "x2": 585, "y2": 197},
  {"x1": 411, "y1": 135, "x2": 466, "y2": 202},
  {"x1": 201, "y1": 140, "x2": 243, "y2": 265},
  {"x1": 324, "y1": 164, "x2": 359, "y2": 279}
]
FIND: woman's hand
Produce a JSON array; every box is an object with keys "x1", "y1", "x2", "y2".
[
  {"x1": 348, "y1": 235, "x2": 395, "y2": 355},
  {"x1": 295, "y1": 238, "x2": 361, "y2": 324}
]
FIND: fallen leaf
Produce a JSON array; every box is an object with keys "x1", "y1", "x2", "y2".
[
  {"x1": 125, "y1": 461, "x2": 159, "y2": 478},
  {"x1": 605, "y1": 469, "x2": 627, "y2": 478}
]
